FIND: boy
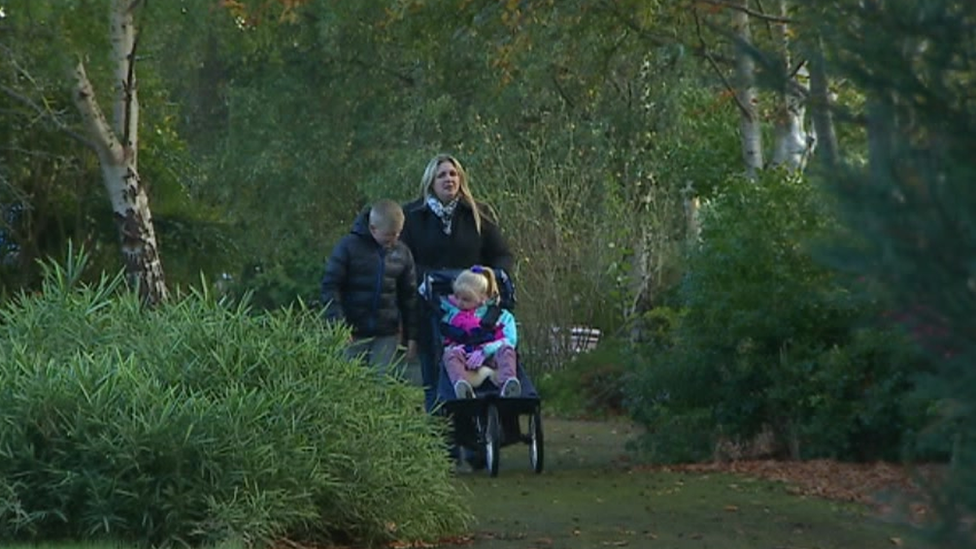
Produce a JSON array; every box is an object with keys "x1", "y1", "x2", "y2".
[{"x1": 321, "y1": 199, "x2": 417, "y2": 374}]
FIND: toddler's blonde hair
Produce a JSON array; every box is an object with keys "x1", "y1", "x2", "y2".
[{"x1": 453, "y1": 266, "x2": 499, "y2": 301}]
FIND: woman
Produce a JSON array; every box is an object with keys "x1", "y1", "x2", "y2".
[{"x1": 401, "y1": 153, "x2": 514, "y2": 412}]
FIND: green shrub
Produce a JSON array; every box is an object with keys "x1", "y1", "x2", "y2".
[
  {"x1": 625, "y1": 334, "x2": 718, "y2": 464},
  {"x1": 535, "y1": 339, "x2": 637, "y2": 419},
  {"x1": 0, "y1": 258, "x2": 470, "y2": 547},
  {"x1": 798, "y1": 328, "x2": 929, "y2": 461},
  {"x1": 626, "y1": 172, "x2": 930, "y2": 462}
]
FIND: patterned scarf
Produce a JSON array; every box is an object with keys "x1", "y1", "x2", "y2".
[{"x1": 426, "y1": 195, "x2": 459, "y2": 235}]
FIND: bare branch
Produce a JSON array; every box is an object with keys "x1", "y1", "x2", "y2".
[
  {"x1": 1, "y1": 83, "x2": 93, "y2": 147},
  {"x1": 699, "y1": 0, "x2": 793, "y2": 23},
  {"x1": 754, "y1": 0, "x2": 776, "y2": 40},
  {"x1": 694, "y1": 8, "x2": 751, "y2": 118},
  {"x1": 702, "y1": 17, "x2": 810, "y2": 101}
]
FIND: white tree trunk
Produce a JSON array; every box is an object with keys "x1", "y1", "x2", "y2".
[
  {"x1": 72, "y1": 0, "x2": 167, "y2": 304},
  {"x1": 731, "y1": 0, "x2": 764, "y2": 179},
  {"x1": 770, "y1": 0, "x2": 813, "y2": 171}
]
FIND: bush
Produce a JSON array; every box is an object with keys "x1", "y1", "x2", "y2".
[
  {"x1": 626, "y1": 172, "x2": 930, "y2": 463},
  {"x1": 535, "y1": 338, "x2": 637, "y2": 419},
  {"x1": 798, "y1": 328, "x2": 928, "y2": 461},
  {"x1": 0, "y1": 257, "x2": 470, "y2": 547}
]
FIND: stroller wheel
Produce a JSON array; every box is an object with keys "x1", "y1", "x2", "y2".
[
  {"x1": 484, "y1": 404, "x2": 501, "y2": 477},
  {"x1": 529, "y1": 406, "x2": 544, "y2": 474}
]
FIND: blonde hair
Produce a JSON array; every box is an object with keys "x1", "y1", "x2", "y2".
[
  {"x1": 419, "y1": 153, "x2": 496, "y2": 234},
  {"x1": 369, "y1": 199, "x2": 405, "y2": 230},
  {"x1": 453, "y1": 266, "x2": 500, "y2": 301}
]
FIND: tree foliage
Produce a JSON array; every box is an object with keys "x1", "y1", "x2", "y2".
[
  {"x1": 5, "y1": 0, "x2": 976, "y2": 545},
  {"x1": 0, "y1": 1, "x2": 236, "y2": 298},
  {"x1": 812, "y1": 1, "x2": 976, "y2": 545}
]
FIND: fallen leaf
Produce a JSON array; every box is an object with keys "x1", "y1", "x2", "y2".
[
  {"x1": 724, "y1": 505, "x2": 739, "y2": 512},
  {"x1": 890, "y1": 537, "x2": 903, "y2": 546}
]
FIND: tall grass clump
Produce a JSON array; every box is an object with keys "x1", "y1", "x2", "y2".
[{"x1": 0, "y1": 252, "x2": 470, "y2": 547}]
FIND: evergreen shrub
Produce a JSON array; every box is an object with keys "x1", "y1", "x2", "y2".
[
  {"x1": 0, "y1": 255, "x2": 469, "y2": 547},
  {"x1": 626, "y1": 172, "x2": 929, "y2": 463}
]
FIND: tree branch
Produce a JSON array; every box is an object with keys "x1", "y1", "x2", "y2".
[
  {"x1": 549, "y1": 65, "x2": 576, "y2": 111},
  {"x1": 347, "y1": 55, "x2": 416, "y2": 87},
  {"x1": 699, "y1": 0, "x2": 793, "y2": 23},
  {"x1": 595, "y1": 0, "x2": 672, "y2": 47},
  {"x1": 1, "y1": 83, "x2": 93, "y2": 148},
  {"x1": 703, "y1": 17, "x2": 810, "y2": 101},
  {"x1": 71, "y1": 61, "x2": 124, "y2": 162},
  {"x1": 694, "y1": 8, "x2": 751, "y2": 118}
]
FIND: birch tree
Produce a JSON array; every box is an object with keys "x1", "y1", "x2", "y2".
[
  {"x1": 769, "y1": 0, "x2": 813, "y2": 171},
  {"x1": 72, "y1": 0, "x2": 167, "y2": 304},
  {"x1": 731, "y1": 0, "x2": 764, "y2": 179}
]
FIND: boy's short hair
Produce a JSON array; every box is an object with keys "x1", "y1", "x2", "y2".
[{"x1": 369, "y1": 199, "x2": 405, "y2": 230}]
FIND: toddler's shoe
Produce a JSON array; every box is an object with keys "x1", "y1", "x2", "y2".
[
  {"x1": 500, "y1": 378, "x2": 521, "y2": 398},
  {"x1": 454, "y1": 379, "x2": 475, "y2": 399}
]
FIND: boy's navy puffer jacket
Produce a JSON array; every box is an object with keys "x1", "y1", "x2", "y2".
[{"x1": 320, "y1": 210, "x2": 417, "y2": 339}]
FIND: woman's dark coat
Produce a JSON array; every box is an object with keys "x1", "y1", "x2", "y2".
[
  {"x1": 400, "y1": 198, "x2": 514, "y2": 351},
  {"x1": 400, "y1": 198, "x2": 513, "y2": 278}
]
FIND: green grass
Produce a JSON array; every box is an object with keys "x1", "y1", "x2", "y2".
[
  {"x1": 5, "y1": 419, "x2": 932, "y2": 549},
  {"x1": 447, "y1": 418, "x2": 930, "y2": 549}
]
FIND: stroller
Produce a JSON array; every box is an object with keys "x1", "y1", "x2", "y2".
[{"x1": 419, "y1": 269, "x2": 544, "y2": 477}]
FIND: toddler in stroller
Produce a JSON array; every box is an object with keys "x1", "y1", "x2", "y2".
[
  {"x1": 440, "y1": 266, "x2": 521, "y2": 399},
  {"x1": 420, "y1": 267, "x2": 544, "y2": 476}
]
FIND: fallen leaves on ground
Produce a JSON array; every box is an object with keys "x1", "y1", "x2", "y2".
[{"x1": 638, "y1": 459, "x2": 943, "y2": 524}]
